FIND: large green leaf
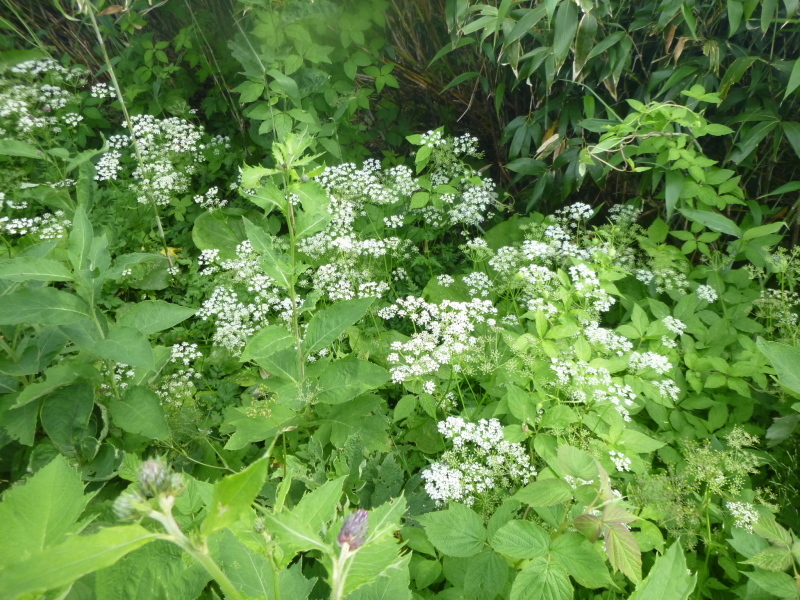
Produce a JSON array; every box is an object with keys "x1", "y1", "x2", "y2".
[
  {"x1": 678, "y1": 208, "x2": 742, "y2": 238},
  {"x1": 0, "y1": 456, "x2": 89, "y2": 567},
  {"x1": 491, "y1": 520, "x2": 550, "y2": 560},
  {"x1": 202, "y1": 456, "x2": 270, "y2": 534},
  {"x1": 757, "y1": 338, "x2": 800, "y2": 396},
  {"x1": 417, "y1": 503, "x2": 487, "y2": 558},
  {"x1": 293, "y1": 180, "x2": 331, "y2": 239},
  {"x1": 95, "y1": 325, "x2": 155, "y2": 370},
  {"x1": 0, "y1": 525, "x2": 157, "y2": 600},
  {"x1": 192, "y1": 210, "x2": 247, "y2": 260},
  {"x1": 302, "y1": 297, "x2": 375, "y2": 356},
  {"x1": 464, "y1": 550, "x2": 509, "y2": 600},
  {"x1": 550, "y1": 532, "x2": 614, "y2": 589},
  {"x1": 115, "y1": 300, "x2": 196, "y2": 335},
  {"x1": 315, "y1": 356, "x2": 390, "y2": 404},
  {"x1": 109, "y1": 386, "x2": 170, "y2": 440},
  {"x1": 40, "y1": 381, "x2": 95, "y2": 459},
  {"x1": 0, "y1": 287, "x2": 92, "y2": 325},
  {"x1": 292, "y1": 476, "x2": 346, "y2": 534},
  {"x1": 264, "y1": 511, "x2": 328, "y2": 567},
  {"x1": 628, "y1": 543, "x2": 696, "y2": 600},
  {"x1": 510, "y1": 557, "x2": 573, "y2": 600},
  {"x1": 605, "y1": 522, "x2": 642, "y2": 584},
  {"x1": 240, "y1": 324, "x2": 295, "y2": 365},
  {"x1": 212, "y1": 529, "x2": 276, "y2": 600},
  {"x1": 0, "y1": 257, "x2": 73, "y2": 282},
  {"x1": 746, "y1": 569, "x2": 799, "y2": 599},
  {"x1": 514, "y1": 478, "x2": 573, "y2": 507},
  {"x1": 0, "y1": 139, "x2": 42, "y2": 159},
  {"x1": 244, "y1": 218, "x2": 294, "y2": 289}
]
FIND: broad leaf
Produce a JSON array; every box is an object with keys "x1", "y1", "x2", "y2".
[
  {"x1": 757, "y1": 338, "x2": 800, "y2": 396},
  {"x1": 0, "y1": 287, "x2": 92, "y2": 325},
  {"x1": 315, "y1": 357, "x2": 390, "y2": 404},
  {"x1": 202, "y1": 456, "x2": 270, "y2": 534},
  {"x1": 302, "y1": 297, "x2": 375, "y2": 356},
  {"x1": 109, "y1": 386, "x2": 170, "y2": 440},
  {"x1": 491, "y1": 520, "x2": 550, "y2": 560},
  {"x1": 40, "y1": 381, "x2": 95, "y2": 458},
  {"x1": 95, "y1": 325, "x2": 155, "y2": 370},
  {"x1": 605, "y1": 522, "x2": 642, "y2": 584},
  {"x1": 510, "y1": 557, "x2": 573, "y2": 600},
  {"x1": 514, "y1": 478, "x2": 573, "y2": 507},
  {"x1": 0, "y1": 525, "x2": 157, "y2": 599},
  {"x1": 551, "y1": 532, "x2": 614, "y2": 589},
  {"x1": 241, "y1": 324, "x2": 295, "y2": 365},
  {"x1": 115, "y1": 300, "x2": 196, "y2": 335},
  {"x1": 0, "y1": 257, "x2": 73, "y2": 282},
  {"x1": 417, "y1": 503, "x2": 487, "y2": 558}
]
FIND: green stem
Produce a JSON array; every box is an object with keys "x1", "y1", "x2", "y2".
[
  {"x1": 82, "y1": 1, "x2": 173, "y2": 267},
  {"x1": 330, "y1": 546, "x2": 354, "y2": 600}
]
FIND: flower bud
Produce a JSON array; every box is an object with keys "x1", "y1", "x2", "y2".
[
  {"x1": 139, "y1": 457, "x2": 175, "y2": 498},
  {"x1": 113, "y1": 488, "x2": 147, "y2": 522},
  {"x1": 337, "y1": 509, "x2": 368, "y2": 550}
]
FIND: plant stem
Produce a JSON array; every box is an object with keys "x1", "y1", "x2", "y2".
[{"x1": 82, "y1": 1, "x2": 174, "y2": 267}]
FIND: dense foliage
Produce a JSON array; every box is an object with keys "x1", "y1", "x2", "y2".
[{"x1": 1, "y1": 1, "x2": 800, "y2": 599}]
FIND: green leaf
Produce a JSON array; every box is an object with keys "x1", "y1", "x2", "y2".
[
  {"x1": 558, "y1": 445, "x2": 598, "y2": 481},
  {"x1": 116, "y1": 300, "x2": 195, "y2": 335},
  {"x1": 68, "y1": 205, "x2": 93, "y2": 272},
  {"x1": 316, "y1": 357, "x2": 390, "y2": 404},
  {"x1": 464, "y1": 549, "x2": 508, "y2": 600},
  {"x1": 267, "y1": 68, "x2": 301, "y2": 107},
  {"x1": 0, "y1": 257, "x2": 73, "y2": 282},
  {"x1": 109, "y1": 386, "x2": 170, "y2": 440},
  {"x1": 293, "y1": 181, "x2": 331, "y2": 239},
  {"x1": 746, "y1": 569, "x2": 799, "y2": 599},
  {"x1": 620, "y1": 429, "x2": 666, "y2": 453},
  {"x1": 302, "y1": 297, "x2": 375, "y2": 356},
  {"x1": 744, "y1": 547, "x2": 795, "y2": 572},
  {"x1": 418, "y1": 504, "x2": 487, "y2": 557},
  {"x1": 743, "y1": 221, "x2": 786, "y2": 241},
  {"x1": 781, "y1": 122, "x2": 800, "y2": 160},
  {"x1": 605, "y1": 522, "x2": 642, "y2": 584},
  {"x1": 784, "y1": 58, "x2": 800, "y2": 99},
  {"x1": 628, "y1": 543, "x2": 696, "y2": 599},
  {"x1": 240, "y1": 325, "x2": 295, "y2": 365},
  {"x1": 0, "y1": 287, "x2": 92, "y2": 325},
  {"x1": 510, "y1": 557, "x2": 573, "y2": 600},
  {"x1": 192, "y1": 210, "x2": 247, "y2": 260},
  {"x1": 491, "y1": 520, "x2": 550, "y2": 559},
  {"x1": 514, "y1": 478, "x2": 573, "y2": 507},
  {"x1": 244, "y1": 218, "x2": 293, "y2": 289},
  {"x1": 40, "y1": 381, "x2": 94, "y2": 458},
  {"x1": 552, "y1": 0, "x2": 579, "y2": 69},
  {"x1": 757, "y1": 338, "x2": 800, "y2": 396},
  {"x1": 95, "y1": 326, "x2": 155, "y2": 370},
  {"x1": 202, "y1": 456, "x2": 270, "y2": 534},
  {"x1": 212, "y1": 529, "x2": 275, "y2": 599},
  {"x1": 347, "y1": 554, "x2": 411, "y2": 600},
  {"x1": 0, "y1": 456, "x2": 89, "y2": 567},
  {"x1": 264, "y1": 511, "x2": 328, "y2": 566},
  {"x1": 678, "y1": 208, "x2": 742, "y2": 238},
  {"x1": 0, "y1": 139, "x2": 42, "y2": 159},
  {"x1": 441, "y1": 71, "x2": 480, "y2": 94},
  {"x1": 0, "y1": 525, "x2": 157, "y2": 600},
  {"x1": 292, "y1": 476, "x2": 346, "y2": 534},
  {"x1": 665, "y1": 170, "x2": 683, "y2": 219},
  {"x1": 551, "y1": 532, "x2": 614, "y2": 589}
]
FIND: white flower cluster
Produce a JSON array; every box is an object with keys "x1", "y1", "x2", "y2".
[
  {"x1": 452, "y1": 133, "x2": 480, "y2": 155},
  {"x1": 635, "y1": 267, "x2": 689, "y2": 294},
  {"x1": 697, "y1": 284, "x2": 718, "y2": 303},
  {"x1": 422, "y1": 417, "x2": 537, "y2": 507},
  {"x1": 550, "y1": 359, "x2": 637, "y2": 421},
  {"x1": 608, "y1": 204, "x2": 642, "y2": 225},
  {"x1": 609, "y1": 450, "x2": 632, "y2": 472},
  {"x1": 554, "y1": 202, "x2": 593, "y2": 226},
  {"x1": 420, "y1": 129, "x2": 446, "y2": 148},
  {"x1": 197, "y1": 241, "x2": 288, "y2": 352},
  {"x1": 156, "y1": 342, "x2": 204, "y2": 407},
  {"x1": 0, "y1": 209, "x2": 70, "y2": 239},
  {"x1": 463, "y1": 271, "x2": 492, "y2": 297},
  {"x1": 311, "y1": 263, "x2": 390, "y2": 302},
  {"x1": 584, "y1": 321, "x2": 633, "y2": 356},
  {"x1": 662, "y1": 316, "x2": 686, "y2": 335},
  {"x1": 629, "y1": 351, "x2": 672, "y2": 375},
  {"x1": 726, "y1": 501, "x2": 759, "y2": 531},
  {"x1": 90, "y1": 82, "x2": 116, "y2": 99},
  {"x1": 378, "y1": 296, "x2": 498, "y2": 383},
  {"x1": 193, "y1": 186, "x2": 228, "y2": 211}
]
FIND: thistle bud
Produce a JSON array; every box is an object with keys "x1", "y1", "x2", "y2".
[
  {"x1": 337, "y1": 509, "x2": 368, "y2": 550},
  {"x1": 113, "y1": 488, "x2": 147, "y2": 522},
  {"x1": 139, "y1": 457, "x2": 182, "y2": 498}
]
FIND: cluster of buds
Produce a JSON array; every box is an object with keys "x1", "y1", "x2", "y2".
[
  {"x1": 113, "y1": 457, "x2": 184, "y2": 522},
  {"x1": 337, "y1": 509, "x2": 369, "y2": 551}
]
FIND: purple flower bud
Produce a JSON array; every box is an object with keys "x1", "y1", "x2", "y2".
[{"x1": 338, "y1": 509, "x2": 369, "y2": 550}]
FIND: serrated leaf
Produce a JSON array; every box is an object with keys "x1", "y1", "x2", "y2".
[
  {"x1": 605, "y1": 522, "x2": 642, "y2": 584},
  {"x1": 0, "y1": 525, "x2": 157, "y2": 599},
  {"x1": 0, "y1": 456, "x2": 89, "y2": 567},
  {"x1": 241, "y1": 325, "x2": 295, "y2": 365},
  {"x1": 551, "y1": 532, "x2": 614, "y2": 589},
  {"x1": 628, "y1": 542, "x2": 696, "y2": 599},
  {"x1": 744, "y1": 547, "x2": 794, "y2": 572},
  {"x1": 202, "y1": 456, "x2": 270, "y2": 534},
  {"x1": 315, "y1": 357, "x2": 390, "y2": 404},
  {"x1": 514, "y1": 478, "x2": 573, "y2": 507},
  {"x1": 510, "y1": 556, "x2": 573, "y2": 600},
  {"x1": 746, "y1": 569, "x2": 799, "y2": 598},
  {"x1": 418, "y1": 504, "x2": 486, "y2": 557},
  {"x1": 95, "y1": 326, "x2": 155, "y2": 370},
  {"x1": 491, "y1": 520, "x2": 549, "y2": 559},
  {"x1": 109, "y1": 386, "x2": 170, "y2": 440}
]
